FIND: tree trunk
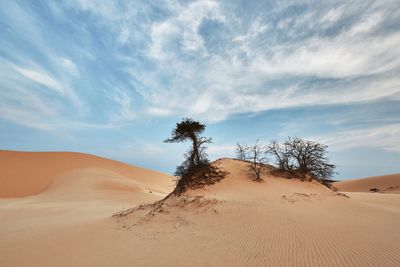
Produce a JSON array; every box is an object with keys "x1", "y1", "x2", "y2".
[{"x1": 192, "y1": 135, "x2": 200, "y2": 166}]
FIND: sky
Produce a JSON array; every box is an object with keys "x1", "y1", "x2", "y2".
[{"x1": 0, "y1": 0, "x2": 399, "y2": 179}]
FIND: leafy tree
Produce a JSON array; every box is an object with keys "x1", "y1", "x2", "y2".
[{"x1": 165, "y1": 118, "x2": 226, "y2": 194}]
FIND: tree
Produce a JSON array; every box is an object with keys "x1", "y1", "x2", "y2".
[
  {"x1": 267, "y1": 140, "x2": 292, "y2": 172},
  {"x1": 235, "y1": 143, "x2": 248, "y2": 161},
  {"x1": 165, "y1": 118, "x2": 211, "y2": 167},
  {"x1": 236, "y1": 141, "x2": 268, "y2": 182},
  {"x1": 165, "y1": 118, "x2": 226, "y2": 194},
  {"x1": 267, "y1": 137, "x2": 336, "y2": 181},
  {"x1": 285, "y1": 137, "x2": 335, "y2": 180}
]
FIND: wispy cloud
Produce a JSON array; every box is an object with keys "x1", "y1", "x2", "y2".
[
  {"x1": 12, "y1": 64, "x2": 66, "y2": 94},
  {"x1": 0, "y1": 58, "x2": 86, "y2": 131},
  {"x1": 58, "y1": 57, "x2": 79, "y2": 76},
  {"x1": 100, "y1": 0, "x2": 400, "y2": 122},
  {"x1": 317, "y1": 123, "x2": 400, "y2": 152},
  {"x1": 108, "y1": 88, "x2": 136, "y2": 123},
  {"x1": 2, "y1": 0, "x2": 399, "y2": 128}
]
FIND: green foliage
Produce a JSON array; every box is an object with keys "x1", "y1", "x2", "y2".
[
  {"x1": 165, "y1": 118, "x2": 226, "y2": 194},
  {"x1": 165, "y1": 118, "x2": 206, "y2": 143}
]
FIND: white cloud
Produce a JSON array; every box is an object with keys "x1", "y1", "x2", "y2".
[
  {"x1": 249, "y1": 17, "x2": 400, "y2": 78},
  {"x1": 59, "y1": 57, "x2": 78, "y2": 76},
  {"x1": 0, "y1": 105, "x2": 54, "y2": 131},
  {"x1": 148, "y1": 0, "x2": 225, "y2": 59},
  {"x1": 0, "y1": 58, "x2": 87, "y2": 131},
  {"x1": 348, "y1": 11, "x2": 383, "y2": 35},
  {"x1": 12, "y1": 64, "x2": 66, "y2": 94},
  {"x1": 109, "y1": 89, "x2": 136, "y2": 122},
  {"x1": 2, "y1": 0, "x2": 400, "y2": 132},
  {"x1": 317, "y1": 124, "x2": 400, "y2": 152},
  {"x1": 320, "y1": 6, "x2": 345, "y2": 25},
  {"x1": 146, "y1": 107, "x2": 173, "y2": 117},
  {"x1": 126, "y1": 0, "x2": 400, "y2": 122}
]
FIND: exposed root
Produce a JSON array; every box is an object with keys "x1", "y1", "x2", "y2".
[
  {"x1": 113, "y1": 194, "x2": 220, "y2": 218},
  {"x1": 173, "y1": 162, "x2": 229, "y2": 195}
]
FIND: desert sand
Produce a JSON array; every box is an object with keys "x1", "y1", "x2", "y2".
[
  {"x1": 1, "y1": 151, "x2": 400, "y2": 266},
  {"x1": 334, "y1": 173, "x2": 400, "y2": 193}
]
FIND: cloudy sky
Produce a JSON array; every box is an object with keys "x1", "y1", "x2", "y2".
[{"x1": 1, "y1": 0, "x2": 399, "y2": 179}]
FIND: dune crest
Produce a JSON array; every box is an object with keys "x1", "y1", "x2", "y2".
[
  {"x1": 0, "y1": 150, "x2": 172, "y2": 198},
  {"x1": 334, "y1": 173, "x2": 400, "y2": 193}
]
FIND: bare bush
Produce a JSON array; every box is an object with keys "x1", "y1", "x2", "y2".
[
  {"x1": 267, "y1": 137, "x2": 336, "y2": 181},
  {"x1": 236, "y1": 141, "x2": 268, "y2": 182},
  {"x1": 235, "y1": 143, "x2": 248, "y2": 161},
  {"x1": 267, "y1": 140, "x2": 293, "y2": 172}
]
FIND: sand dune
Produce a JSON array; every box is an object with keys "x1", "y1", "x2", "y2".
[
  {"x1": 0, "y1": 150, "x2": 174, "y2": 230},
  {"x1": 0, "y1": 150, "x2": 172, "y2": 198},
  {"x1": 334, "y1": 173, "x2": 400, "y2": 193},
  {"x1": 1, "y1": 155, "x2": 400, "y2": 266}
]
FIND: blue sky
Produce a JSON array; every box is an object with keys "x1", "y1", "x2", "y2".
[{"x1": 1, "y1": 0, "x2": 399, "y2": 179}]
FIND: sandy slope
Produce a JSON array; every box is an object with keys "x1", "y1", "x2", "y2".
[
  {"x1": 334, "y1": 173, "x2": 400, "y2": 193},
  {"x1": 1, "y1": 156, "x2": 400, "y2": 267},
  {"x1": 0, "y1": 150, "x2": 172, "y2": 198},
  {"x1": 0, "y1": 150, "x2": 174, "y2": 229}
]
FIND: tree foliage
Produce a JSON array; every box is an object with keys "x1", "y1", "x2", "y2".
[{"x1": 165, "y1": 118, "x2": 211, "y2": 167}]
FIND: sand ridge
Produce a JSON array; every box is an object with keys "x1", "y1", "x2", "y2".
[{"x1": 334, "y1": 173, "x2": 400, "y2": 193}]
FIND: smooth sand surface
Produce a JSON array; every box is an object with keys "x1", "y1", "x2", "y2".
[
  {"x1": 334, "y1": 173, "x2": 400, "y2": 193},
  {"x1": 0, "y1": 150, "x2": 172, "y2": 198},
  {"x1": 1, "y1": 154, "x2": 400, "y2": 266}
]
